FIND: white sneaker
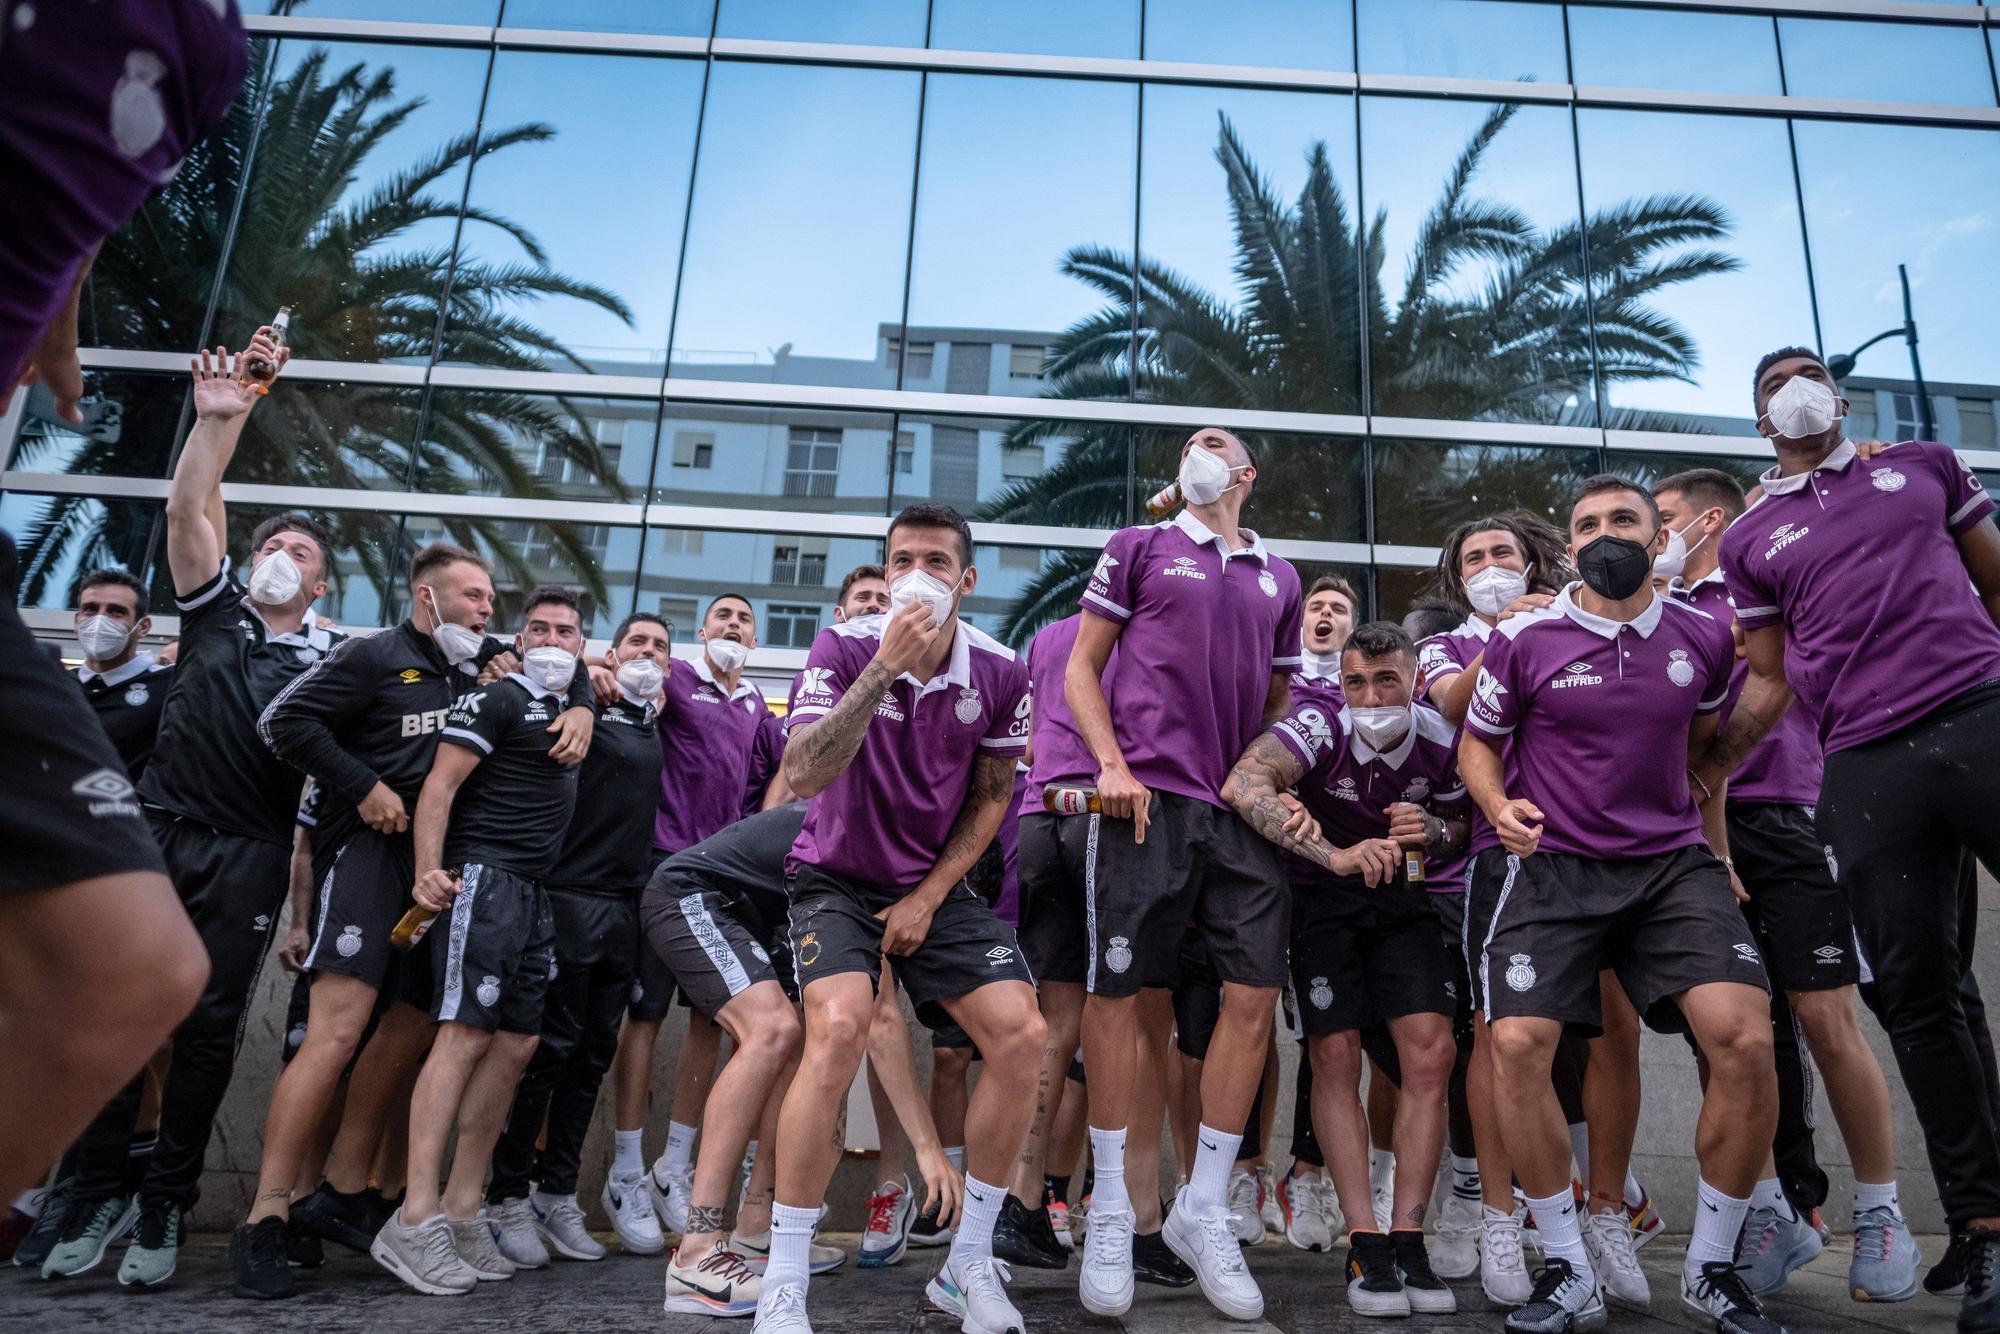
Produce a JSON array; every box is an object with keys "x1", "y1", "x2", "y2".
[
  {"x1": 1078, "y1": 1202, "x2": 1135, "y2": 1316},
  {"x1": 1584, "y1": 1209, "x2": 1650, "y2": 1310},
  {"x1": 1432, "y1": 1190, "x2": 1481, "y2": 1280},
  {"x1": 731, "y1": 1228, "x2": 846, "y2": 1275},
  {"x1": 665, "y1": 1243, "x2": 761, "y2": 1317},
  {"x1": 1372, "y1": 1183, "x2": 1393, "y2": 1233},
  {"x1": 1162, "y1": 1186, "x2": 1264, "y2": 1321},
  {"x1": 532, "y1": 1193, "x2": 605, "y2": 1261},
  {"x1": 601, "y1": 1169, "x2": 665, "y2": 1255},
  {"x1": 370, "y1": 1211, "x2": 478, "y2": 1296},
  {"x1": 858, "y1": 1177, "x2": 914, "y2": 1269},
  {"x1": 1256, "y1": 1165, "x2": 1283, "y2": 1234},
  {"x1": 1481, "y1": 1207, "x2": 1534, "y2": 1308},
  {"x1": 649, "y1": 1158, "x2": 694, "y2": 1234},
  {"x1": 1280, "y1": 1172, "x2": 1336, "y2": 1253},
  {"x1": 487, "y1": 1196, "x2": 548, "y2": 1269},
  {"x1": 447, "y1": 1214, "x2": 516, "y2": 1281},
  {"x1": 1227, "y1": 1170, "x2": 1264, "y2": 1246},
  {"x1": 927, "y1": 1253, "x2": 1025, "y2": 1334},
  {"x1": 752, "y1": 1276, "x2": 813, "y2": 1332}
]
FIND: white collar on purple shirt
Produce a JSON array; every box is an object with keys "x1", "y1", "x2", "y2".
[
  {"x1": 77, "y1": 651, "x2": 160, "y2": 687},
  {"x1": 1448, "y1": 614, "x2": 1494, "y2": 643},
  {"x1": 1554, "y1": 581, "x2": 1665, "y2": 640},
  {"x1": 1757, "y1": 438, "x2": 1855, "y2": 496},
  {"x1": 1342, "y1": 703, "x2": 1419, "y2": 768},
  {"x1": 1167, "y1": 509, "x2": 1271, "y2": 564},
  {"x1": 691, "y1": 654, "x2": 762, "y2": 704},
  {"x1": 1677, "y1": 568, "x2": 1727, "y2": 596},
  {"x1": 832, "y1": 613, "x2": 1015, "y2": 700}
]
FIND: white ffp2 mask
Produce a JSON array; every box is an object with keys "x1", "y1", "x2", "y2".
[
  {"x1": 248, "y1": 548, "x2": 303, "y2": 605},
  {"x1": 615, "y1": 656, "x2": 664, "y2": 699},
  {"x1": 1761, "y1": 376, "x2": 1842, "y2": 440},
  {"x1": 1464, "y1": 565, "x2": 1528, "y2": 617},
  {"x1": 1178, "y1": 445, "x2": 1245, "y2": 506},
  {"x1": 889, "y1": 570, "x2": 957, "y2": 626},
  {"x1": 76, "y1": 614, "x2": 133, "y2": 661},
  {"x1": 705, "y1": 637, "x2": 749, "y2": 675},
  {"x1": 522, "y1": 645, "x2": 576, "y2": 694},
  {"x1": 1349, "y1": 705, "x2": 1412, "y2": 752}
]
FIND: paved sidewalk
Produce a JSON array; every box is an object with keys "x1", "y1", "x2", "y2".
[{"x1": 0, "y1": 1231, "x2": 1966, "y2": 1332}]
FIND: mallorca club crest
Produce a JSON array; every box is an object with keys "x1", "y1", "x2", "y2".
[
  {"x1": 476, "y1": 975, "x2": 501, "y2": 1008},
  {"x1": 1505, "y1": 953, "x2": 1537, "y2": 992},
  {"x1": 1308, "y1": 977, "x2": 1333, "y2": 1011},
  {"x1": 1257, "y1": 569, "x2": 1279, "y2": 598},
  {"x1": 1871, "y1": 467, "x2": 1907, "y2": 493},
  {"x1": 335, "y1": 924, "x2": 363, "y2": 958},
  {"x1": 124, "y1": 683, "x2": 149, "y2": 706},
  {"x1": 1104, "y1": 936, "x2": 1133, "y2": 975},
  {"x1": 1667, "y1": 648, "x2": 1695, "y2": 688},
  {"x1": 954, "y1": 685, "x2": 982, "y2": 725}
]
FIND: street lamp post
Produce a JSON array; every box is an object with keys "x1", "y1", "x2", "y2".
[{"x1": 1826, "y1": 263, "x2": 1935, "y2": 442}]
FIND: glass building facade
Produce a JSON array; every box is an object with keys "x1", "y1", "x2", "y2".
[{"x1": 5, "y1": 0, "x2": 1999, "y2": 655}]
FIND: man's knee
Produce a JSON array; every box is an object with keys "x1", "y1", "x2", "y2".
[
  {"x1": 1310, "y1": 1031, "x2": 1364, "y2": 1086},
  {"x1": 1489, "y1": 1018, "x2": 1558, "y2": 1075},
  {"x1": 1790, "y1": 987, "x2": 1860, "y2": 1048},
  {"x1": 1699, "y1": 1009, "x2": 1776, "y2": 1088},
  {"x1": 805, "y1": 985, "x2": 874, "y2": 1059},
  {"x1": 980, "y1": 1006, "x2": 1047, "y2": 1077},
  {"x1": 1398, "y1": 1024, "x2": 1457, "y2": 1092}
]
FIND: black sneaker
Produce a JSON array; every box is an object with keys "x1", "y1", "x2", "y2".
[
  {"x1": 1346, "y1": 1231, "x2": 1411, "y2": 1318},
  {"x1": 1133, "y1": 1228, "x2": 1195, "y2": 1288},
  {"x1": 230, "y1": 1216, "x2": 296, "y2": 1300},
  {"x1": 907, "y1": 1197, "x2": 954, "y2": 1249},
  {"x1": 1392, "y1": 1228, "x2": 1457, "y2": 1314},
  {"x1": 1681, "y1": 1259, "x2": 1785, "y2": 1334},
  {"x1": 991, "y1": 1195, "x2": 1068, "y2": 1270},
  {"x1": 360, "y1": 1187, "x2": 399, "y2": 1234},
  {"x1": 1961, "y1": 1228, "x2": 2000, "y2": 1334},
  {"x1": 1932, "y1": 1231, "x2": 1975, "y2": 1297},
  {"x1": 291, "y1": 1183, "x2": 377, "y2": 1254},
  {"x1": 1510, "y1": 1258, "x2": 1607, "y2": 1334},
  {"x1": 286, "y1": 1213, "x2": 323, "y2": 1269},
  {"x1": 12, "y1": 1184, "x2": 74, "y2": 1269}
]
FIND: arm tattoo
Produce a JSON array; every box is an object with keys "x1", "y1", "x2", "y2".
[
  {"x1": 931, "y1": 752, "x2": 1015, "y2": 879},
  {"x1": 786, "y1": 660, "x2": 893, "y2": 792},
  {"x1": 1226, "y1": 737, "x2": 1335, "y2": 868},
  {"x1": 685, "y1": 1204, "x2": 724, "y2": 1235}
]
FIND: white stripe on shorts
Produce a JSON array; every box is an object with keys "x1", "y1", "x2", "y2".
[
  {"x1": 679, "y1": 893, "x2": 754, "y2": 998},
  {"x1": 300, "y1": 843, "x2": 345, "y2": 972},
  {"x1": 1083, "y1": 812, "x2": 1102, "y2": 992},
  {"x1": 439, "y1": 864, "x2": 484, "y2": 1022},
  {"x1": 1477, "y1": 853, "x2": 1521, "y2": 1013}
]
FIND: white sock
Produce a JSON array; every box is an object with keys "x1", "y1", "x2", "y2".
[
  {"x1": 531, "y1": 1188, "x2": 575, "y2": 1214},
  {"x1": 944, "y1": 1145, "x2": 966, "y2": 1173},
  {"x1": 662, "y1": 1121, "x2": 698, "y2": 1175},
  {"x1": 1088, "y1": 1127, "x2": 1130, "y2": 1213},
  {"x1": 1525, "y1": 1187, "x2": 1593, "y2": 1278},
  {"x1": 1686, "y1": 1179, "x2": 1750, "y2": 1280},
  {"x1": 1750, "y1": 1177, "x2": 1791, "y2": 1216},
  {"x1": 949, "y1": 1175, "x2": 1006, "y2": 1266},
  {"x1": 1188, "y1": 1124, "x2": 1242, "y2": 1214},
  {"x1": 1623, "y1": 1171, "x2": 1645, "y2": 1210},
  {"x1": 1567, "y1": 1122, "x2": 1589, "y2": 1181},
  {"x1": 613, "y1": 1129, "x2": 645, "y2": 1176},
  {"x1": 1369, "y1": 1146, "x2": 1395, "y2": 1197},
  {"x1": 1854, "y1": 1180, "x2": 1899, "y2": 1215},
  {"x1": 1450, "y1": 1153, "x2": 1481, "y2": 1201},
  {"x1": 766, "y1": 1202, "x2": 819, "y2": 1290}
]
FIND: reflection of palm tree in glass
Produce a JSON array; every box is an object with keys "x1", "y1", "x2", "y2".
[
  {"x1": 15, "y1": 48, "x2": 631, "y2": 606},
  {"x1": 981, "y1": 106, "x2": 1739, "y2": 642}
]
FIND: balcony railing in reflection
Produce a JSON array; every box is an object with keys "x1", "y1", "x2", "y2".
[{"x1": 782, "y1": 471, "x2": 838, "y2": 499}]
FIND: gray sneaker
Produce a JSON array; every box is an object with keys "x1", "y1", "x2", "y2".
[
  {"x1": 488, "y1": 1196, "x2": 548, "y2": 1269},
  {"x1": 449, "y1": 1214, "x2": 517, "y2": 1281},
  {"x1": 40, "y1": 1195, "x2": 136, "y2": 1279},
  {"x1": 370, "y1": 1211, "x2": 478, "y2": 1295},
  {"x1": 533, "y1": 1193, "x2": 605, "y2": 1261},
  {"x1": 1736, "y1": 1205, "x2": 1823, "y2": 1296},
  {"x1": 1506, "y1": 1259, "x2": 1607, "y2": 1334},
  {"x1": 117, "y1": 1198, "x2": 181, "y2": 1288},
  {"x1": 1848, "y1": 1205, "x2": 1919, "y2": 1302}
]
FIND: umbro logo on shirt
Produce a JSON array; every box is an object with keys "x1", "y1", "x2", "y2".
[
  {"x1": 1764, "y1": 522, "x2": 1810, "y2": 560},
  {"x1": 1333, "y1": 776, "x2": 1360, "y2": 802},
  {"x1": 72, "y1": 767, "x2": 140, "y2": 818},
  {"x1": 1813, "y1": 944, "x2": 1845, "y2": 964},
  {"x1": 1550, "y1": 661, "x2": 1603, "y2": 689},
  {"x1": 985, "y1": 946, "x2": 1014, "y2": 966},
  {"x1": 1163, "y1": 556, "x2": 1208, "y2": 581}
]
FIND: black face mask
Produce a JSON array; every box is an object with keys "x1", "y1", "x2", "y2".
[{"x1": 1576, "y1": 534, "x2": 1653, "y2": 600}]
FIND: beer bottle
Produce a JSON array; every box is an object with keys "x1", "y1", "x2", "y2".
[
  {"x1": 1142, "y1": 481, "x2": 1181, "y2": 519},
  {"x1": 1403, "y1": 846, "x2": 1427, "y2": 886},
  {"x1": 244, "y1": 306, "x2": 291, "y2": 393},
  {"x1": 390, "y1": 903, "x2": 438, "y2": 950},
  {"x1": 1043, "y1": 785, "x2": 1102, "y2": 816}
]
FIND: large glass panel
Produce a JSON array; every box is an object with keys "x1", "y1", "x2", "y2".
[
  {"x1": 672, "y1": 62, "x2": 921, "y2": 388},
  {"x1": 652, "y1": 405, "x2": 893, "y2": 515},
  {"x1": 928, "y1": 0, "x2": 1140, "y2": 59},
  {"x1": 1566, "y1": 6, "x2": 1781, "y2": 96},
  {"x1": 1793, "y1": 120, "x2": 2000, "y2": 447},
  {"x1": 499, "y1": 0, "x2": 714, "y2": 37},
  {"x1": 1134, "y1": 426, "x2": 1366, "y2": 545},
  {"x1": 1575, "y1": 110, "x2": 1815, "y2": 435},
  {"x1": 212, "y1": 39, "x2": 491, "y2": 364},
  {"x1": 1375, "y1": 565, "x2": 1438, "y2": 626},
  {"x1": 905, "y1": 74, "x2": 1137, "y2": 401},
  {"x1": 7, "y1": 372, "x2": 192, "y2": 480},
  {"x1": 1602, "y1": 451, "x2": 1765, "y2": 495},
  {"x1": 901, "y1": 415, "x2": 1119, "y2": 526},
  {"x1": 1142, "y1": 0, "x2": 1353, "y2": 71},
  {"x1": 968, "y1": 540, "x2": 1110, "y2": 647},
  {"x1": 274, "y1": 1, "x2": 497, "y2": 21},
  {"x1": 636, "y1": 526, "x2": 886, "y2": 644},
  {"x1": 418, "y1": 390, "x2": 658, "y2": 503},
  {"x1": 1779, "y1": 19, "x2": 1995, "y2": 108},
  {"x1": 1139, "y1": 85, "x2": 1363, "y2": 415},
  {"x1": 716, "y1": 0, "x2": 928, "y2": 46},
  {"x1": 442, "y1": 53, "x2": 702, "y2": 373},
  {"x1": 1356, "y1": 0, "x2": 1567, "y2": 84},
  {"x1": 1361, "y1": 97, "x2": 1591, "y2": 425},
  {"x1": 1289, "y1": 559, "x2": 1378, "y2": 622},
  {"x1": 386, "y1": 511, "x2": 639, "y2": 635},
  {"x1": 1370, "y1": 439, "x2": 1599, "y2": 547}
]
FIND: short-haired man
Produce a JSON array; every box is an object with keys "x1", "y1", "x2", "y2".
[
  {"x1": 1068, "y1": 428, "x2": 1303, "y2": 1321},
  {"x1": 1463, "y1": 476, "x2": 1780, "y2": 1334},
  {"x1": 46, "y1": 337, "x2": 351, "y2": 1289},
  {"x1": 1655, "y1": 466, "x2": 1912, "y2": 1302},
  {"x1": 835, "y1": 564, "x2": 890, "y2": 621},
  {"x1": 370, "y1": 589, "x2": 585, "y2": 1294},
  {"x1": 486, "y1": 612, "x2": 669, "y2": 1266},
  {"x1": 1294, "y1": 575, "x2": 1358, "y2": 706},
  {"x1": 755, "y1": 503, "x2": 1045, "y2": 1333},
  {"x1": 70, "y1": 569, "x2": 173, "y2": 781},
  {"x1": 1694, "y1": 347, "x2": 2000, "y2": 1333},
  {"x1": 1226, "y1": 621, "x2": 1461, "y2": 1316}
]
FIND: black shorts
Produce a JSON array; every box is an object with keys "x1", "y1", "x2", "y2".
[
  {"x1": 545, "y1": 885, "x2": 640, "y2": 975},
  {"x1": 1469, "y1": 846, "x2": 1771, "y2": 1034},
  {"x1": 1727, "y1": 801, "x2": 1860, "y2": 992},
  {"x1": 1016, "y1": 812, "x2": 1089, "y2": 986},
  {"x1": 1082, "y1": 791, "x2": 1289, "y2": 998},
  {"x1": 1289, "y1": 881, "x2": 1455, "y2": 1037},
  {"x1": 629, "y1": 847, "x2": 683, "y2": 1021},
  {"x1": 1426, "y1": 891, "x2": 1475, "y2": 1050},
  {"x1": 1173, "y1": 931, "x2": 1222, "y2": 1060},
  {"x1": 928, "y1": 1020, "x2": 978, "y2": 1054},
  {"x1": 0, "y1": 585, "x2": 165, "y2": 893},
  {"x1": 430, "y1": 863, "x2": 555, "y2": 1034},
  {"x1": 639, "y1": 875, "x2": 794, "y2": 1018},
  {"x1": 786, "y1": 864, "x2": 1034, "y2": 1029},
  {"x1": 304, "y1": 828, "x2": 416, "y2": 990}
]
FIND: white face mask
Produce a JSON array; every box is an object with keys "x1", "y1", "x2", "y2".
[
  {"x1": 1761, "y1": 375, "x2": 1843, "y2": 441},
  {"x1": 1651, "y1": 515, "x2": 1712, "y2": 581},
  {"x1": 1464, "y1": 564, "x2": 1529, "y2": 617},
  {"x1": 1349, "y1": 705, "x2": 1411, "y2": 752},
  {"x1": 76, "y1": 614, "x2": 133, "y2": 661},
  {"x1": 615, "y1": 656, "x2": 664, "y2": 699},
  {"x1": 421, "y1": 586, "x2": 484, "y2": 665},
  {"x1": 705, "y1": 636, "x2": 749, "y2": 675},
  {"x1": 1178, "y1": 445, "x2": 1246, "y2": 507},
  {"x1": 248, "y1": 548, "x2": 304, "y2": 606},
  {"x1": 889, "y1": 569, "x2": 958, "y2": 625},
  {"x1": 522, "y1": 645, "x2": 576, "y2": 694},
  {"x1": 1300, "y1": 646, "x2": 1341, "y2": 680}
]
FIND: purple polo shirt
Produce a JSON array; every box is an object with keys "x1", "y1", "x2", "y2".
[
  {"x1": 1465, "y1": 585, "x2": 1734, "y2": 860},
  {"x1": 1080, "y1": 511, "x2": 1303, "y2": 807},
  {"x1": 1021, "y1": 615, "x2": 1105, "y2": 815},
  {"x1": 1673, "y1": 572, "x2": 1822, "y2": 806},
  {"x1": 785, "y1": 616, "x2": 1030, "y2": 891},
  {"x1": 1269, "y1": 699, "x2": 1465, "y2": 887},
  {"x1": 653, "y1": 656, "x2": 772, "y2": 854},
  {"x1": 1721, "y1": 439, "x2": 2000, "y2": 755},
  {"x1": 1416, "y1": 616, "x2": 1495, "y2": 886}
]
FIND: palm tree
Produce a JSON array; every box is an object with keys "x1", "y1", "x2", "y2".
[
  {"x1": 981, "y1": 105, "x2": 1740, "y2": 642},
  {"x1": 13, "y1": 44, "x2": 633, "y2": 610}
]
